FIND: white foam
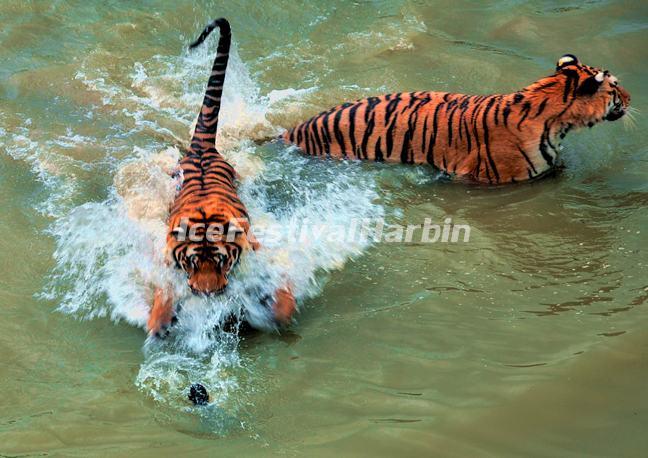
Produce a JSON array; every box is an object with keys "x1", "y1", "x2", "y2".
[{"x1": 2, "y1": 123, "x2": 82, "y2": 218}]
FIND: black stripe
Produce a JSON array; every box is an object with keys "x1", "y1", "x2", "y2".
[
  {"x1": 534, "y1": 99, "x2": 548, "y2": 117},
  {"x1": 463, "y1": 117, "x2": 471, "y2": 153},
  {"x1": 361, "y1": 98, "x2": 381, "y2": 160},
  {"x1": 502, "y1": 101, "x2": 512, "y2": 127},
  {"x1": 384, "y1": 93, "x2": 402, "y2": 126},
  {"x1": 493, "y1": 98, "x2": 501, "y2": 126},
  {"x1": 385, "y1": 115, "x2": 398, "y2": 158},
  {"x1": 427, "y1": 102, "x2": 443, "y2": 166},
  {"x1": 481, "y1": 97, "x2": 499, "y2": 182},
  {"x1": 321, "y1": 110, "x2": 333, "y2": 157},
  {"x1": 538, "y1": 124, "x2": 554, "y2": 166},
  {"x1": 348, "y1": 103, "x2": 361, "y2": 157},
  {"x1": 304, "y1": 116, "x2": 316, "y2": 155},
  {"x1": 470, "y1": 96, "x2": 485, "y2": 123},
  {"x1": 405, "y1": 92, "x2": 417, "y2": 111},
  {"x1": 447, "y1": 103, "x2": 458, "y2": 147},
  {"x1": 562, "y1": 69, "x2": 579, "y2": 102},
  {"x1": 375, "y1": 137, "x2": 384, "y2": 162},
  {"x1": 421, "y1": 114, "x2": 429, "y2": 158},
  {"x1": 320, "y1": 124, "x2": 330, "y2": 156},
  {"x1": 333, "y1": 104, "x2": 350, "y2": 157},
  {"x1": 456, "y1": 95, "x2": 470, "y2": 143},
  {"x1": 400, "y1": 109, "x2": 419, "y2": 164},
  {"x1": 516, "y1": 146, "x2": 537, "y2": 174},
  {"x1": 297, "y1": 122, "x2": 305, "y2": 145},
  {"x1": 360, "y1": 108, "x2": 376, "y2": 160},
  {"x1": 310, "y1": 116, "x2": 323, "y2": 155},
  {"x1": 516, "y1": 102, "x2": 532, "y2": 129},
  {"x1": 534, "y1": 81, "x2": 557, "y2": 91}
]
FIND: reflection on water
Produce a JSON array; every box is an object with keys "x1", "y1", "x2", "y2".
[{"x1": 0, "y1": 0, "x2": 647, "y2": 455}]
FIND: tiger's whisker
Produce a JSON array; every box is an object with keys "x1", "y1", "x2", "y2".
[{"x1": 622, "y1": 113, "x2": 637, "y2": 131}]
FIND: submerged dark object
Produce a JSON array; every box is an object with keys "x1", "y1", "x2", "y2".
[{"x1": 189, "y1": 383, "x2": 209, "y2": 406}]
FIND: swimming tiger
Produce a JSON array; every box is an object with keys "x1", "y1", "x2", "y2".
[
  {"x1": 282, "y1": 54, "x2": 631, "y2": 184},
  {"x1": 148, "y1": 18, "x2": 295, "y2": 337}
]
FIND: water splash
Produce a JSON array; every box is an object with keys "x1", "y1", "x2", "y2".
[{"x1": 37, "y1": 33, "x2": 384, "y2": 423}]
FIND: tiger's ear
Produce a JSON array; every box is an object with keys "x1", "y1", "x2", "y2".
[
  {"x1": 237, "y1": 230, "x2": 260, "y2": 251},
  {"x1": 246, "y1": 231, "x2": 261, "y2": 251},
  {"x1": 576, "y1": 75, "x2": 602, "y2": 96},
  {"x1": 556, "y1": 54, "x2": 579, "y2": 71},
  {"x1": 229, "y1": 220, "x2": 260, "y2": 251}
]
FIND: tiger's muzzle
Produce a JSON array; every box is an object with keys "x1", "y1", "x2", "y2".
[
  {"x1": 186, "y1": 260, "x2": 229, "y2": 295},
  {"x1": 605, "y1": 85, "x2": 631, "y2": 121}
]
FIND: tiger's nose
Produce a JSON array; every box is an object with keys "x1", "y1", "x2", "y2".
[{"x1": 618, "y1": 86, "x2": 631, "y2": 105}]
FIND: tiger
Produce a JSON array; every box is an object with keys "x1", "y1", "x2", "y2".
[
  {"x1": 147, "y1": 18, "x2": 295, "y2": 337},
  {"x1": 282, "y1": 54, "x2": 631, "y2": 184}
]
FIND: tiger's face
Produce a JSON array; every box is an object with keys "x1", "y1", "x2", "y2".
[
  {"x1": 178, "y1": 241, "x2": 241, "y2": 295},
  {"x1": 167, "y1": 216, "x2": 257, "y2": 295},
  {"x1": 554, "y1": 54, "x2": 631, "y2": 127}
]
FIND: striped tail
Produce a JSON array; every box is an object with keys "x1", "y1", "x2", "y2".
[{"x1": 189, "y1": 17, "x2": 231, "y2": 153}]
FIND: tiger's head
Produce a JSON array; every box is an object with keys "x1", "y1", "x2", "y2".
[
  {"x1": 167, "y1": 215, "x2": 258, "y2": 295},
  {"x1": 528, "y1": 54, "x2": 631, "y2": 129}
]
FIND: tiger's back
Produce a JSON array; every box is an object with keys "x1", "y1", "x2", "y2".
[
  {"x1": 168, "y1": 150, "x2": 247, "y2": 231},
  {"x1": 284, "y1": 91, "x2": 544, "y2": 183}
]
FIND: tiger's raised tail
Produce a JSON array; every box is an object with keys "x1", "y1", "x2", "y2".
[{"x1": 188, "y1": 17, "x2": 231, "y2": 153}]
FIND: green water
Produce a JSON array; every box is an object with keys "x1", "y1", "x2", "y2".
[{"x1": 1, "y1": 1, "x2": 648, "y2": 456}]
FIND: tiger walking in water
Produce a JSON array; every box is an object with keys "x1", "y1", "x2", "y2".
[
  {"x1": 282, "y1": 54, "x2": 631, "y2": 184},
  {"x1": 148, "y1": 18, "x2": 295, "y2": 337}
]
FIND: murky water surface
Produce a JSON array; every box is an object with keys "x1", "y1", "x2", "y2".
[{"x1": 1, "y1": 1, "x2": 647, "y2": 455}]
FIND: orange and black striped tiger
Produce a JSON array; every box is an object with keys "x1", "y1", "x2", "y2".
[
  {"x1": 282, "y1": 54, "x2": 631, "y2": 184},
  {"x1": 148, "y1": 18, "x2": 295, "y2": 337}
]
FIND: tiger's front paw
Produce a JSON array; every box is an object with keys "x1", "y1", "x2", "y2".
[
  {"x1": 147, "y1": 288, "x2": 176, "y2": 339},
  {"x1": 272, "y1": 287, "x2": 297, "y2": 326}
]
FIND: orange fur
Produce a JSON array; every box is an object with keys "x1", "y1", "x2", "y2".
[
  {"x1": 272, "y1": 287, "x2": 297, "y2": 325},
  {"x1": 148, "y1": 287, "x2": 174, "y2": 337}
]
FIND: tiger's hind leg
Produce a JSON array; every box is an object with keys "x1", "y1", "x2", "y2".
[{"x1": 147, "y1": 287, "x2": 177, "y2": 338}]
